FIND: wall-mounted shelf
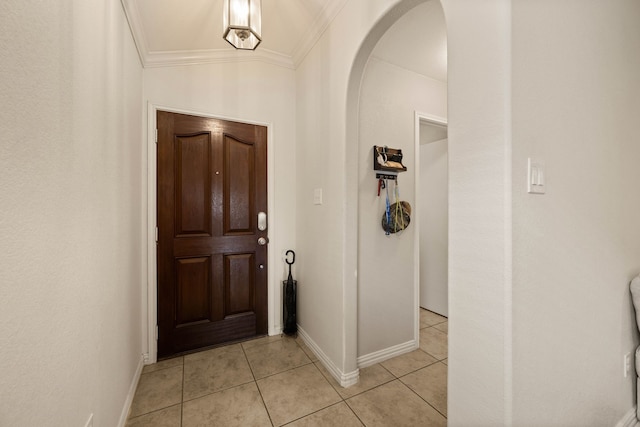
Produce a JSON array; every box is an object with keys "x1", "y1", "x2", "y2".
[{"x1": 373, "y1": 146, "x2": 407, "y2": 181}]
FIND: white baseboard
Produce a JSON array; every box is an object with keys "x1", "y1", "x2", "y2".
[
  {"x1": 357, "y1": 339, "x2": 418, "y2": 369},
  {"x1": 117, "y1": 353, "x2": 145, "y2": 427},
  {"x1": 297, "y1": 326, "x2": 360, "y2": 387},
  {"x1": 616, "y1": 407, "x2": 639, "y2": 427}
]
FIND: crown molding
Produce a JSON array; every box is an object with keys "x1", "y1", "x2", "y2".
[
  {"x1": 291, "y1": 0, "x2": 349, "y2": 68},
  {"x1": 143, "y1": 48, "x2": 295, "y2": 69},
  {"x1": 120, "y1": 0, "x2": 149, "y2": 67},
  {"x1": 121, "y1": 0, "x2": 345, "y2": 70}
]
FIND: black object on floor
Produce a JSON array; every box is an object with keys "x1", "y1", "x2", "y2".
[{"x1": 283, "y1": 250, "x2": 297, "y2": 336}]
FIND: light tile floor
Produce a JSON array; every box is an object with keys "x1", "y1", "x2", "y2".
[{"x1": 126, "y1": 309, "x2": 447, "y2": 427}]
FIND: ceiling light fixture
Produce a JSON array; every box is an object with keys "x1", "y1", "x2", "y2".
[{"x1": 223, "y1": 0, "x2": 262, "y2": 50}]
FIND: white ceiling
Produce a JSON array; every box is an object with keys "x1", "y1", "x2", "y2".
[{"x1": 122, "y1": 0, "x2": 446, "y2": 81}]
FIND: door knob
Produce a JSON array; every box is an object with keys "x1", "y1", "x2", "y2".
[{"x1": 258, "y1": 237, "x2": 268, "y2": 246}]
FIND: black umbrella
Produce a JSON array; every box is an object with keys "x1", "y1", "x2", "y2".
[{"x1": 283, "y1": 250, "x2": 297, "y2": 336}]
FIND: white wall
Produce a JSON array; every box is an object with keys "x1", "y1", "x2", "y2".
[
  {"x1": 442, "y1": 1, "x2": 513, "y2": 424},
  {"x1": 295, "y1": 31, "x2": 353, "y2": 376},
  {"x1": 296, "y1": 0, "x2": 405, "y2": 379},
  {"x1": 357, "y1": 57, "x2": 446, "y2": 358},
  {"x1": 143, "y1": 61, "x2": 297, "y2": 338},
  {"x1": 295, "y1": 0, "x2": 440, "y2": 381},
  {"x1": 420, "y1": 132, "x2": 448, "y2": 316},
  {"x1": 0, "y1": 1, "x2": 144, "y2": 426},
  {"x1": 511, "y1": 0, "x2": 640, "y2": 425}
]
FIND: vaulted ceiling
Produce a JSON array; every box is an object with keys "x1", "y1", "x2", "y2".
[{"x1": 122, "y1": 0, "x2": 447, "y2": 81}]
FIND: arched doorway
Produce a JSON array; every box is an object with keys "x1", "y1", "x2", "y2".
[
  {"x1": 342, "y1": 0, "x2": 513, "y2": 424},
  {"x1": 354, "y1": 0, "x2": 448, "y2": 366}
]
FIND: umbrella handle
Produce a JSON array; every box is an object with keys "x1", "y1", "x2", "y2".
[{"x1": 285, "y1": 250, "x2": 295, "y2": 265}]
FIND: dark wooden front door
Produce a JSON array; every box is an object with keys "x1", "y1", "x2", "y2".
[{"x1": 157, "y1": 111, "x2": 268, "y2": 358}]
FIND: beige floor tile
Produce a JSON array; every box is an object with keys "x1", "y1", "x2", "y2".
[
  {"x1": 257, "y1": 364, "x2": 341, "y2": 426},
  {"x1": 400, "y1": 362, "x2": 448, "y2": 416},
  {"x1": 242, "y1": 333, "x2": 284, "y2": 350},
  {"x1": 142, "y1": 357, "x2": 183, "y2": 374},
  {"x1": 182, "y1": 382, "x2": 272, "y2": 427},
  {"x1": 245, "y1": 336, "x2": 311, "y2": 379},
  {"x1": 129, "y1": 365, "x2": 183, "y2": 418},
  {"x1": 316, "y1": 362, "x2": 394, "y2": 399},
  {"x1": 287, "y1": 402, "x2": 363, "y2": 427},
  {"x1": 419, "y1": 327, "x2": 448, "y2": 360},
  {"x1": 183, "y1": 343, "x2": 254, "y2": 401},
  {"x1": 125, "y1": 404, "x2": 181, "y2": 427},
  {"x1": 346, "y1": 380, "x2": 446, "y2": 427},
  {"x1": 420, "y1": 309, "x2": 447, "y2": 328},
  {"x1": 183, "y1": 342, "x2": 239, "y2": 363},
  {"x1": 433, "y1": 321, "x2": 448, "y2": 334},
  {"x1": 380, "y1": 349, "x2": 438, "y2": 378},
  {"x1": 296, "y1": 336, "x2": 319, "y2": 362}
]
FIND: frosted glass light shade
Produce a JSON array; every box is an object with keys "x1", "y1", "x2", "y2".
[{"x1": 223, "y1": 0, "x2": 262, "y2": 50}]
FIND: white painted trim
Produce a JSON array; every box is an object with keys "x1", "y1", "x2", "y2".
[
  {"x1": 616, "y1": 407, "x2": 639, "y2": 427},
  {"x1": 415, "y1": 112, "x2": 447, "y2": 127},
  {"x1": 145, "y1": 103, "x2": 277, "y2": 363},
  {"x1": 291, "y1": 0, "x2": 350, "y2": 67},
  {"x1": 146, "y1": 103, "x2": 157, "y2": 364},
  {"x1": 120, "y1": 0, "x2": 148, "y2": 67},
  {"x1": 143, "y1": 49, "x2": 295, "y2": 70},
  {"x1": 117, "y1": 354, "x2": 145, "y2": 427},
  {"x1": 357, "y1": 339, "x2": 418, "y2": 369},
  {"x1": 413, "y1": 112, "x2": 422, "y2": 350},
  {"x1": 414, "y1": 111, "x2": 448, "y2": 348},
  {"x1": 297, "y1": 326, "x2": 360, "y2": 387}
]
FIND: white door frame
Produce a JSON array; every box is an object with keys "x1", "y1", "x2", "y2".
[
  {"x1": 413, "y1": 111, "x2": 448, "y2": 341},
  {"x1": 144, "y1": 102, "x2": 276, "y2": 364}
]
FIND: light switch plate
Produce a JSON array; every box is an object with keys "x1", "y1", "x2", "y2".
[
  {"x1": 313, "y1": 188, "x2": 323, "y2": 205},
  {"x1": 528, "y1": 158, "x2": 545, "y2": 194}
]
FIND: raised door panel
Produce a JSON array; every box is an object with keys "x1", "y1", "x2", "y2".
[
  {"x1": 224, "y1": 135, "x2": 255, "y2": 234},
  {"x1": 224, "y1": 253, "x2": 255, "y2": 316},
  {"x1": 175, "y1": 256, "x2": 211, "y2": 327},
  {"x1": 175, "y1": 133, "x2": 212, "y2": 237}
]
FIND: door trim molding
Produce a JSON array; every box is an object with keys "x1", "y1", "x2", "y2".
[
  {"x1": 413, "y1": 111, "x2": 448, "y2": 347},
  {"x1": 145, "y1": 102, "x2": 275, "y2": 363}
]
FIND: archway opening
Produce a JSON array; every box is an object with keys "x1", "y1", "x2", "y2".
[{"x1": 344, "y1": 0, "x2": 448, "y2": 373}]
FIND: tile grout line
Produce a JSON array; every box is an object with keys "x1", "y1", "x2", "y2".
[
  {"x1": 280, "y1": 401, "x2": 361, "y2": 427},
  {"x1": 291, "y1": 358, "x2": 360, "y2": 425},
  {"x1": 400, "y1": 377, "x2": 448, "y2": 420},
  {"x1": 135, "y1": 325, "x2": 447, "y2": 426},
  {"x1": 343, "y1": 398, "x2": 369, "y2": 427},
  {"x1": 178, "y1": 338, "x2": 315, "y2": 405},
  {"x1": 125, "y1": 404, "x2": 182, "y2": 423},
  {"x1": 252, "y1": 359, "x2": 315, "y2": 381},
  {"x1": 181, "y1": 379, "x2": 257, "y2": 404},
  {"x1": 264, "y1": 352, "x2": 346, "y2": 425},
  {"x1": 241, "y1": 341, "x2": 276, "y2": 427},
  {"x1": 394, "y1": 355, "x2": 448, "y2": 420}
]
